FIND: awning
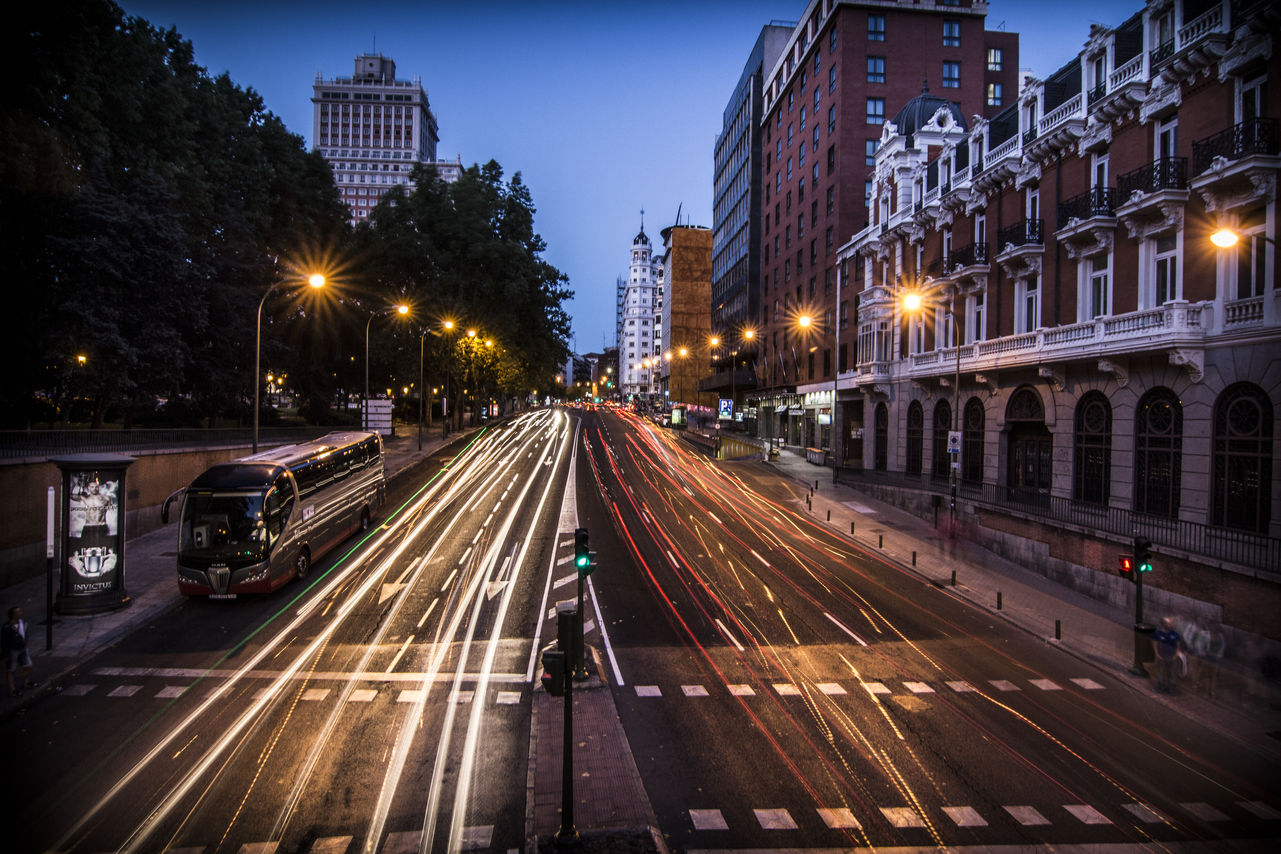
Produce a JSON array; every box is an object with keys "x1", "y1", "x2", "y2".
[{"x1": 774, "y1": 403, "x2": 789, "y2": 413}]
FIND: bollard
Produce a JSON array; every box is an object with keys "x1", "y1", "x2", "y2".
[
  {"x1": 878, "y1": 534, "x2": 883, "y2": 548},
  {"x1": 851, "y1": 521, "x2": 855, "y2": 535},
  {"x1": 911, "y1": 550, "x2": 917, "y2": 566},
  {"x1": 950, "y1": 569, "x2": 956, "y2": 586},
  {"x1": 814, "y1": 480, "x2": 819, "y2": 491},
  {"x1": 997, "y1": 591, "x2": 1003, "y2": 610},
  {"x1": 1055, "y1": 619, "x2": 1061, "y2": 640},
  {"x1": 827, "y1": 509, "x2": 831, "y2": 522}
]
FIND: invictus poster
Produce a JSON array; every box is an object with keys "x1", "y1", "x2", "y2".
[{"x1": 66, "y1": 471, "x2": 121, "y2": 594}]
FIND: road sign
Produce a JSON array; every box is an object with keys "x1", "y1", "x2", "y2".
[{"x1": 948, "y1": 431, "x2": 962, "y2": 454}]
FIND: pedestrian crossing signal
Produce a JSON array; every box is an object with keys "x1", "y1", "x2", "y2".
[
  {"x1": 574, "y1": 528, "x2": 590, "y2": 569},
  {"x1": 1134, "y1": 536, "x2": 1154, "y2": 573},
  {"x1": 1118, "y1": 554, "x2": 1134, "y2": 580}
]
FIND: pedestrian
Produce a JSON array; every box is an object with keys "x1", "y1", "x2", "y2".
[
  {"x1": 3, "y1": 606, "x2": 39, "y2": 697},
  {"x1": 1152, "y1": 615, "x2": 1183, "y2": 693}
]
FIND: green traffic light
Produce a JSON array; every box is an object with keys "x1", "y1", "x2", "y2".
[{"x1": 576, "y1": 554, "x2": 589, "y2": 568}]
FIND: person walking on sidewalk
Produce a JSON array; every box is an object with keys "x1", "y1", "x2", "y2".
[
  {"x1": 3, "y1": 606, "x2": 39, "y2": 697},
  {"x1": 1152, "y1": 616, "x2": 1183, "y2": 694}
]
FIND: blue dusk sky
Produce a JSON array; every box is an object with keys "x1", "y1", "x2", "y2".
[{"x1": 119, "y1": 0, "x2": 1134, "y2": 354}]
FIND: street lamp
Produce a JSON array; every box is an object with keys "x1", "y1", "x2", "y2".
[
  {"x1": 254, "y1": 273, "x2": 324, "y2": 453},
  {"x1": 365, "y1": 303, "x2": 409, "y2": 431}
]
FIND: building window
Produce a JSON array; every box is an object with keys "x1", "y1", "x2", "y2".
[
  {"x1": 987, "y1": 47, "x2": 1003, "y2": 71},
  {"x1": 866, "y1": 98, "x2": 885, "y2": 124},
  {"x1": 1154, "y1": 233, "x2": 1180, "y2": 305},
  {"x1": 1086, "y1": 253, "x2": 1111, "y2": 319},
  {"x1": 828, "y1": 105, "x2": 837, "y2": 134},
  {"x1": 943, "y1": 61, "x2": 960, "y2": 89},
  {"x1": 943, "y1": 20, "x2": 960, "y2": 47},
  {"x1": 1232, "y1": 206, "x2": 1269, "y2": 299},
  {"x1": 932, "y1": 401, "x2": 952, "y2": 480},
  {"x1": 865, "y1": 138, "x2": 878, "y2": 166},
  {"x1": 906, "y1": 401, "x2": 924, "y2": 475},
  {"x1": 800, "y1": 106, "x2": 806, "y2": 130},
  {"x1": 865, "y1": 180, "x2": 873, "y2": 207},
  {"x1": 1073, "y1": 392, "x2": 1112, "y2": 506},
  {"x1": 813, "y1": 127, "x2": 820, "y2": 152},
  {"x1": 867, "y1": 57, "x2": 886, "y2": 84},
  {"x1": 1135, "y1": 387, "x2": 1182, "y2": 519},
  {"x1": 868, "y1": 14, "x2": 885, "y2": 41},
  {"x1": 827, "y1": 145, "x2": 836, "y2": 173},
  {"x1": 1212, "y1": 383, "x2": 1274, "y2": 533},
  {"x1": 986, "y1": 82, "x2": 1003, "y2": 106},
  {"x1": 874, "y1": 403, "x2": 888, "y2": 470},
  {"x1": 826, "y1": 185, "x2": 835, "y2": 215},
  {"x1": 829, "y1": 65, "x2": 837, "y2": 93},
  {"x1": 962, "y1": 398, "x2": 984, "y2": 485},
  {"x1": 814, "y1": 86, "x2": 821, "y2": 112},
  {"x1": 1018, "y1": 275, "x2": 1040, "y2": 333}
]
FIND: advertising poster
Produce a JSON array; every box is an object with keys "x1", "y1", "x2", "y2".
[
  {"x1": 670, "y1": 406, "x2": 686, "y2": 427},
  {"x1": 66, "y1": 471, "x2": 121, "y2": 595}
]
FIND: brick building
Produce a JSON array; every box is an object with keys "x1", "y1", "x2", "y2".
[
  {"x1": 838, "y1": 0, "x2": 1279, "y2": 642},
  {"x1": 751, "y1": 0, "x2": 1018, "y2": 450},
  {"x1": 658, "y1": 225, "x2": 714, "y2": 415}
]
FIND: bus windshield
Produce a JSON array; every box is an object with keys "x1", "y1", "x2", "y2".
[{"x1": 178, "y1": 490, "x2": 267, "y2": 563}]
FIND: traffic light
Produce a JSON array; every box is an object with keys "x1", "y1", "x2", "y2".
[
  {"x1": 1134, "y1": 536, "x2": 1154, "y2": 573},
  {"x1": 574, "y1": 527, "x2": 595, "y2": 575},
  {"x1": 540, "y1": 645, "x2": 566, "y2": 697},
  {"x1": 1118, "y1": 554, "x2": 1134, "y2": 580}
]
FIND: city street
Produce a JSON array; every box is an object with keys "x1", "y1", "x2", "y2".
[{"x1": 3, "y1": 406, "x2": 1278, "y2": 853}]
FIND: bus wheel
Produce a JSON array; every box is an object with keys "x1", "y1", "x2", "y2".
[
  {"x1": 295, "y1": 547, "x2": 311, "y2": 580},
  {"x1": 360, "y1": 508, "x2": 371, "y2": 532}
]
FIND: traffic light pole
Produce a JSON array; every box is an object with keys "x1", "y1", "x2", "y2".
[{"x1": 1129, "y1": 536, "x2": 1153, "y2": 677}]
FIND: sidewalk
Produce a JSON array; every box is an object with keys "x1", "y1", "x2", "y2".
[
  {"x1": 763, "y1": 444, "x2": 1281, "y2": 762},
  {"x1": 0, "y1": 424, "x2": 475, "y2": 706}
]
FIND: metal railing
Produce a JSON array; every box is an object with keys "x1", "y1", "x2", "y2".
[
  {"x1": 0, "y1": 426, "x2": 340, "y2": 460},
  {"x1": 1116, "y1": 156, "x2": 1188, "y2": 197},
  {"x1": 836, "y1": 468, "x2": 1280, "y2": 573},
  {"x1": 997, "y1": 218, "x2": 1044, "y2": 248},
  {"x1": 1150, "y1": 39, "x2": 1175, "y2": 68},
  {"x1": 1057, "y1": 186, "x2": 1117, "y2": 228},
  {"x1": 948, "y1": 242, "x2": 989, "y2": 270},
  {"x1": 1192, "y1": 117, "x2": 1279, "y2": 174}
]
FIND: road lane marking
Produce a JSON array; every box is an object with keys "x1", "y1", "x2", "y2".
[
  {"x1": 727, "y1": 684, "x2": 755, "y2": 696},
  {"x1": 155, "y1": 686, "x2": 187, "y2": 699},
  {"x1": 817, "y1": 683, "x2": 847, "y2": 695},
  {"x1": 1240, "y1": 801, "x2": 1281, "y2": 820},
  {"x1": 1123, "y1": 802, "x2": 1169, "y2": 823},
  {"x1": 824, "y1": 612, "x2": 867, "y2": 646},
  {"x1": 300, "y1": 688, "x2": 330, "y2": 702},
  {"x1": 989, "y1": 680, "x2": 1020, "y2": 691},
  {"x1": 496, "y1": 691, "x2": 521, "y2": 705},
  {"x1": 943, "y1": 805, "x2": 987, "y2": 826},
  {"x1": 774, "y1": 683, "x2": 802, "y2": 696},
  {"x1": 1004, "y1": 805, "x2": 1050, "y2": 825},
  {"x1": 817, "y1": 807, "x2": 861, "y2": 828},
  {"x1": 635, "y1": 685, "x2": 662, "y2": 697},
  {"x1": 108, "y1": 685, "x2": 141, "y2": 698},
  {"x1": 1071, "y1": 677, "x2": 1105, "y2": 690},
  {"x1": 552, "y1": 573, "x2": 576, "y2": 589},
  {"x1": 1182, "y1": 802, "x2": 1230, "y2": 821},
  {"x1": 904, "y1": 682, "x2": 935, "y2": 694},
  {"x1": 754, "y1": 808, "x2": 797, "y2": 830},
  {"x1": 416, "y1": 597, "x2": 439, "y2": 629},
  {"x1": 385, "y1": 635, "x2": 415, "y2": 673},
  {"x1": 1030, "y1": 678, "x2": 1062, "y2": 691},
  {"x1": 863, "y1": 682, "x2": 891, "y2": 695},
  {"x1": 946, "y1": 680, "x2": 976, "y2": 692},
  {"x1": 1065, "y1": 804, "x2": 1111, "y2": 824},
  {"x1": 880, "y1": 806, "x2": 925, "y2": 827},
  {"x1": 714, "y1": 618, "x2": 745, "y2": 652},
  {"x1": 309, "y1": 836, "x2": 351, "y2": 853},
  {"x1": 348, "y1": 689, "x2": 377, "y2": 702},
  {"x1": 689, "y1": 809, "x2": 729, "y2": 831},
  {"x1": 682, "y1": 685, "x2": 709, "y2": 697}
]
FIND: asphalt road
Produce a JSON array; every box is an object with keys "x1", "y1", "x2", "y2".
[
  {"x1": 5, "y1": 409, "x2": 575, "y2": 854},
  {"x1": 577, "y1": 406, "x2": 1280, "y2": 853},
  {"x1": 5, "y1": 405, "x2": 1277, "y2": 854}
]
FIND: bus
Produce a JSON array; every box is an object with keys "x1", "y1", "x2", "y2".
[{"x1": 162, "y1": 431, "x2": 386, "y2": 598}]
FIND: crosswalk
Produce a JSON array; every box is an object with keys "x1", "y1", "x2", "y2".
[
  {"x1": 122, "y1": 829, "x2": 519, "y2": 853},
  {"x1": 61, "y1": 677, "x2": 527, "y2": 707},
  {"x1": 629, "y1": 674, "x2": 1108, "y2": 699},
  {"x1": 683, "y1": 798, "x2": 1281, "y2": 834}
]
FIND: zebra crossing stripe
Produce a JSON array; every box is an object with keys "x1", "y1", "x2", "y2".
[
  {"x1": 946, "y1": 681, "x2": 975, "y2": 692},
  {"x1": 1071, "y1": 677, "x2": 1105, "y2": 690},
  {"x1": 381, "y1": 830, "x2": 419, "y2": 854},
  {"x1": 904, "y1": 682, "x2": 935, "y2": 694},
  {"x1": 727, "y1": 684, "x2": 755, "y2": 696},
  {"x1": 682, "y1": 685, "x2": 710, "y2": 697},
  {"x1": 64, "y1": 684, "x2": 95, "y2": 696},
  {"x1": 156, "y1": 686, "x2": 187, "y2": 699},
  {"x1": 301, "y1": 688, "x2": 330, "y2": 702},
  {"x1": 1065, "y1": 804, "x2": 1111, "y2": 824},
  {"x1": 496, "y1": 691, "x2": 522, "y2": 705},
  {"x1": 879, "y1": 806, "x2": 925, "y2": 828},
  {"x1": 107, "y1": 685, "x2": 142, "y2": 698},
  {"x1": 348, "y1": 689, "x2": 377, "y2": 702},
  {"x1": 689, "y1": 809, "x2": 729, "y2": 830},
  {"x1": 989, "y1": 680, "x2": 1020, "y2": 691},
  {"x1": 1240, "y1": 800, "x2": 1281, "y2": 820},
  {"x1": 1030, "y1": 679, "x2": 1062, "y2": 691},
  {"x1": 635, "y1": 685, "x2": 662, "y2": 697},
  {"x1": 816, "y1": 807, "x2": 861, "y2": 829},
  {"x1": 1005, "y1": 805, "x2": 1050, "y2": 825},
  {"x1": 396, "y1": 690, "x2": 425, "y2": 703},
  {"x1": 774, "y1": 683, "x2": 802, "y2": 696},
  {"x1": 754, "y1": 808, "x2": 798, "y2": 830},
  {"x1": 817, "y1": 682, "x2": 847, "y2": 695},
  {"x1": 1182, "y1": 802, "x2": 1230, "y2": 821},
  {"x1": 309, "y1": 835, "x2": 352, "y2": 853},
  {"x1": 1123, "y1": 802, "x2": 1169, "y2": 823},
  {"x1": 238, "y1": 843, "x2": 278, "y2": 853},
  {"x1": 863, "y1": 682, "x2": 892, "y2": 695},
  {"x1": 942, "y1": 805, "x2": 987, "y2": 826}
]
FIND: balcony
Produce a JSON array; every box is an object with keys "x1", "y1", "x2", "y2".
[
  {"x1": 1027, "y1": 94, "x2": 1086, "y2": 159},
  {"x1": 995, "y1": 218, "x2": 1043, "y2": 279},
  {"x1": 947, "y1": 242, "x2": 989, "y2": 283},
  {"x1": 1057, "y1": 187, "x2": 1117, "y2": 259},
  {"x1": 1057, "y1": 187, "x2": 1117, "y2": 230},
  {"x1": 1150, "y1": 39, "x2": 1175, "y2": 69},
  {"x1": 972, "y1": 133, "x2": 1021, "y2": 194},
  {"x1": 1116, "y1": 158, "x2": 1190, "y2": 239},
  {"x1": 1089, "y1": 54, "x2": 1147, "y2": 125},
  {"x1": 1190, "y1": 118, "x2": 1281, "y2": 213},
  {"x1": 1117, "y1": 157, "x2": 1188, "y2": 196}
]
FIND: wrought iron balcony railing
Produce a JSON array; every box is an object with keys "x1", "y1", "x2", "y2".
[
  {"x1": 1057, "y1": 186, "x2": 1117, "y2": 229},
  {"x1": 1192, "y1": 117, "x2": 1279, "y2": 174},
  {"x1": 948, "y1": 241, "x2": 989, "y2": 270},
  {"x1": 1150, "y1": 39, "x2": 1175, "y2": 68},
  {"x1": 1116, "y1": 157, "x2": 1188, "y2": 198},
  {"x1": 997, "y1": 218, "x2": 1044, "y2": 249}
]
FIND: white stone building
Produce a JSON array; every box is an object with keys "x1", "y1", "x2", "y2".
[{"x1": 619, "y1": 222, "x2": 664, "y2": 399}]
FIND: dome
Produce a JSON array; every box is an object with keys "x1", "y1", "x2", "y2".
[
  {"x1": 892, "y1": 81, "x2": 966, "y2": 140},
  {"x1": 633, "y1": 227, "x2": 649, "y2": 246}
]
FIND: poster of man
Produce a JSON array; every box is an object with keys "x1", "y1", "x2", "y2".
[{"x1": 66, "y1": 472, "x2": 120, "y2": 593}]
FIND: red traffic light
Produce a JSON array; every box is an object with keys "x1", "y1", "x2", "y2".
[
  {"x1": 1118, "y1": 554, "x2": 1134, "y2": 578},
  {"x1": 540, "y1": 646, "x2": 566, "y2": 697}
]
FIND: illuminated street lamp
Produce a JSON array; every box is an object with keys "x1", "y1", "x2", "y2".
[
  {"x1": 365, "y1": 303, "x2": 409, "y2": 431},
  {"x1": 254, "y1": 273, "x2": 324, "y2": 453}
]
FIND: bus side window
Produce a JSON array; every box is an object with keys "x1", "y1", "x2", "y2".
[{"x1": 266, "y1": 480, "x2": 295, "y2": 545}]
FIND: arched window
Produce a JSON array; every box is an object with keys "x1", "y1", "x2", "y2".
[
  {"x1": 962, "y1": 397, "x2": 984, "y2": 485},
  {"x1": 932, "y1": 400, "x2": 952, "y2": 480},
  {"x1": 1006, "y1": 386, "x2": 1051, "y2": 497},
  {"x1": 874, "y1": 402, "x2": 888, "y2": 471},
  {"x1": 1073, "y1": 391, "x2": 1112, "y2": 505},
  {"x1": 906, "y1": 401, "x2": 924, "y2": 475},
  {"x1": 1212, "y1": 383, "x2": 1273, "y2": 533},
  {"x1": 1135, "y1": 387, "x2": 1182, "y2": 518}
]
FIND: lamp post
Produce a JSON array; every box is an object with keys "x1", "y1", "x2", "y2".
[
  {"x1": 902, "y1": 284, "x2": 962, "y2": 532},
  {"x1": 365, "y1": 304, "x2": 409, "y2": 431},
  {"x1": 254, "y1": 273, "x2": 324, "y2": 453}
]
